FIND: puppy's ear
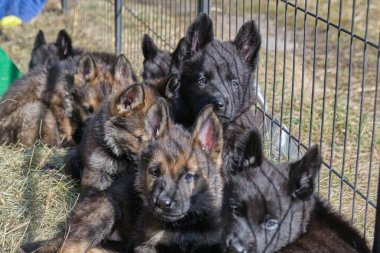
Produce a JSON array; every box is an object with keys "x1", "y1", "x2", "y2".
[
  {"x1": 142, "y1": 34, "x2": 158, "y2": 60},
  {"x1": 233, "y1": 20, "x2": 261, "y2": 70},
  {"x1": 34, "y1": 30, "x2": 46, "y2": 48},
  {"x1": 165, "y1": 75, "x2": 179, "y2": 99},
  {"x1": 145, "y1": 98, "x2": 170, "y2": 139},
  {"x1": 113, "y1": 54, "x2": 133, "y2": 85},
  {"x1": 170, "y1": 37, "x2": 186, "y2": 74},
  {"x1": 289, "y1": 145, "x2": 321, "y2": 200},
  {"x1": 56, "y1": 29, "x2": 73, "y2": 59},
  {"x1": 192, "y1": 105, "x2": 223, "y2": 160},
  {"x1": 241, "y1": 129, "x2": 263, "y2": 168},
  {"x1": 77, "y1": 54, "x2": 97, "y2": 82},
  {"x1": 113, "y1": 84, "x2": 145, "y2": 115},
  {"x1": 185, "y1": 13, "x2": 214, "y2": 57}
]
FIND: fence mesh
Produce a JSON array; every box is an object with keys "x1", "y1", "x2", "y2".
[{"x1": 67, "y1": 0, "x2": 379, "y2": 248}]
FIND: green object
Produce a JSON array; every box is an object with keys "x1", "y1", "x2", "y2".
[{"x1": 0, "y1": 48, "x2": 22, "y2": 97}]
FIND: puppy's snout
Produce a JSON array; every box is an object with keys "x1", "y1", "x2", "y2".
[
  {"x1": 211, "y1": 98, "x2": 225, "y2": 110},
  {"x1": 155, "y1": 194, "x2": 173, "y2": 209}
]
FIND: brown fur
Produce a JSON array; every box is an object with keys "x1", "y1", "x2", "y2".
[
  {"x1": 21, "y1": 105, "x2": 224, "y2": 253},
  {"x1": 127, "y1": 106, "x2": 224, "y2": 253},
  {"x1": 0, "y1": 53, "x2": 135, "y2": 146},
  {"x1": 0, "y1": 67, "x2": 60, "y2": 146},
  {"x1": 77, "y1": 83, "x2": 166, "y2": 195}
]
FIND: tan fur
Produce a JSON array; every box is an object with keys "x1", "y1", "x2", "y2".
[
  {"x1": 0, "y1": 54, "x2": 135, "y2": 147},
  {"x1": 78, "y1": 84, "x2": 162, "y2": 195}
]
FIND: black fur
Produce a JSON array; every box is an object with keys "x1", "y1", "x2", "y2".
[
  {"x1": 173, "y1": 13, "x2": 261, "y2": 128},
  {"x1": 222, "y1": 130, "x2": 371, "y2": 253},
  {"x1": 29, "y1": 29, "x2": 75, "y2": 69}
]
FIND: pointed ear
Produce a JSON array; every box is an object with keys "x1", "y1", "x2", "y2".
[
  {"x1": 56, "y1": 29, "x2": 73, "y2": 59},
  {"x1": 192, "y1": 105, "x2": 223, "y2": 157},
  {"x1": 165, "y1": 75, "x2": 179, "y2": 99},
  {"x1": 170, "y1": 37, "x2": 186, "y2": 74},
  {"x1": 185, "y1": 13, "x2": 214, "y2": 57},
  {"x1": 34, "y1": 30, "x2": 46, "y2": 48},
  {"x1": 289, "y1": 145, "x2": 321, "y2": 200},
  {"x1": 241, "y1": 129, "x2": 263, "y2": 168},
  {"x1": 114, "y1": 84, "x2": 145, "y2": 115},
  {"x1": 145, "y1": 98, "x2": 170, "y2": 139},
  {"x1": 77, "y1": 54, "x2": 97, "y2": 82},
  {"x1": 233, "y1": 20, "x2": 261, "y2": 69},
  {"x1": 142, "y1": 34, "x2": 158, "y2": 60},
  {"x1": 114, "y1": 54, "x2": 133, "y2": 83}
]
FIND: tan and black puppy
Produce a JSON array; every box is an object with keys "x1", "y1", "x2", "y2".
[
  {"x1": 69, "y1": 83, "x2": 168, "y2": 196},
  {"x1": 21, "y1": 97, "x2": 172, "y2": 253},
  {"x1": 129, "y1": 105, "x2": 224, "y2": 253},
  {"x1": 0, "y1": 53, "x2": 135, "y2": 147},
  {"x1": 21, "y1": 105, "x2": 224, "y2": 253},
  {"x1": 44, "y1": 53, "x2": 136, "y2": 145}
]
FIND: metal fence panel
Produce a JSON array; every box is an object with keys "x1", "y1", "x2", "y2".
[{"x1": 69, "y1": 0, "x2": 379, "y2": 250}]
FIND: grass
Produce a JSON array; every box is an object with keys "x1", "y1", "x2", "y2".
[
  {"x1": 0, "y1": 0, "x2": 378, "y2": 251},
  {"x1": 0, "y1": 143, "x2": 78, "y2": 252}
]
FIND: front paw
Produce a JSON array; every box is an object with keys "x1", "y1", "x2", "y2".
[{"x1": 134, "y1": 245, "x2": 156, "y2": 253}]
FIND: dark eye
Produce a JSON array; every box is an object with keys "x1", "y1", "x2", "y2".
[
  {"x1": 150, "y1": 166, "x2": 161, "y2": 178},
  {"x1": 85, "y1": 106, "x2": 94, "y2": 114},
  {"x1": 231, "y1": 79, "x2": 239, "y2": 88},
  {"x1": 198, "y1": 77, "x2": 207, "y2": 87},
  {"x1": 230, "y1": 203, "x2": 241, "y2": 215},
  {"x1": 265, "y1": 219, "x2": 279, "y2": 230},
  {"x1": 136, "y1": 136, "x2": 143, "y2": 143},
  {"x1": 184, "y1": 172, "x2": 195, "y2": 181}
]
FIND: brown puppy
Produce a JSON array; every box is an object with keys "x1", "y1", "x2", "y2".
[
  {"x1": 21, "y1": 105, "x2": 224, "y2": 253},
  {"x1": 77, "y1": 83, "x2": 166, "y2": 195},
  {"x1": 21, "y1": 97, "x2": 171, "y2": 253},
  {"x1": 0, "y1": 54, "x2": 135, "y2": 146}
]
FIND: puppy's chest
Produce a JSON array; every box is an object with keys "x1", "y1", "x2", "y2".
[
  {"x1": 141, "y1": 222, "x2": 222, "y2": 253},
  {"x1": 88, "y1": 149, "x2": 134, "y2": 174}
]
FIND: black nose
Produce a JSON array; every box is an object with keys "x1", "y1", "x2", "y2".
[
  {"x1": 230, "y1": 241, "x2": 248, "y2": 253},
  {"x1": 156, "y1": 195, "x2": 173, "y2": 208},
  {"x1": 212, "y1": 99, "x2": 225, "y2": 110}
]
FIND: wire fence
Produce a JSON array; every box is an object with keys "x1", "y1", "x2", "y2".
[{"x1": 65, "y1": 0, "x2": 379, "y2": 250}]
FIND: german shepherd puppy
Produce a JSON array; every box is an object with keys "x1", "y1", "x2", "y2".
[
  {"x1": 77, "y1": 83, "x2": 166, "y2": 195},
  {"x1": 169, "y1": 14, "x2": 263, "y2": 179},
  {"x1": 21, "y1": 105, "x2": 224, "y2": 253},
  {"x1": 29, "y1": 29, "x2": 75, "y2": 70},
  {"x1": 222, "y1": 130, "x2": 370, "y2": 253},
  {"x1": 141, "y1": 34, "x2": 171, "y2": 83},
  {"x1": 0, "y1": 54, "x2": 135, "y2": 146},
  {"x1": 21, "y1": 98, "x2": 172, "y2": 253},
  {"x1": 130, "y1": 105, "x2": 224, "y2": 253},
  {"x1": 142, "y1": 34, "x2": 186, "y2": 84},
  {"x1": 173, "y1": 13, "x2": 261, "y2": 128},
  {"x1": 29, "y1": 29, "x2": 127, "y2": 77}
]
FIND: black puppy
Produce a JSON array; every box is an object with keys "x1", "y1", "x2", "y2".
[{"x1": 222, "y1": 129, "x2": 371, "y2": 253}]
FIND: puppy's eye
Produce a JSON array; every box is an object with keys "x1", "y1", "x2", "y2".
[
  {"x1": 184, "y1": 172, "x2": 195, "y2": 182},
  {"x1": 230, "y1": 203, "x2": 241, "y2": 215},
  {"x1": 136, "y1": 136, "x2": 143, "y2": 143},
  {"x1": 198, "y1": 77, "x2": 207, "y2": 87},
  {"x1": 85, "y1": 106, "x2": 94, "y2": 114},
  {"x1": 265, "y1": 219, "x2": 279, "y2": 230},
  {"x1": 231, "y1": 79, "x2": 239, "y2": 88},
  {"x1": 150, "y1": 166, "x2": 161, "y2": 178}
]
